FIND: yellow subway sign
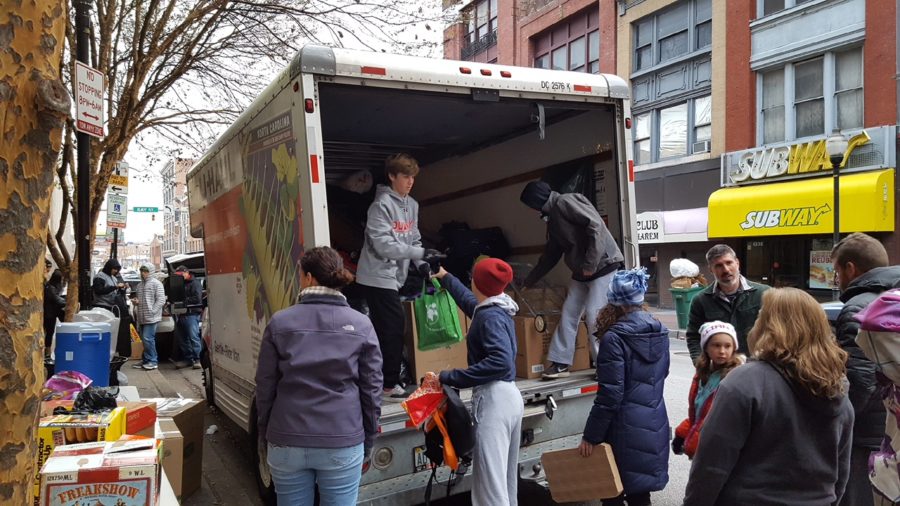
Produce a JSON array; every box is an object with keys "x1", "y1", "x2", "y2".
[
  {"x1": 730, "y1": 131, "x2": 871, "y2": 184},
  {"x1": 708, "y1": 169, "x2": 895, "y2": 238}
]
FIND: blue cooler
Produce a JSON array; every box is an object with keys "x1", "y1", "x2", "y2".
[{"x1": 54, "y1": 322, "x2": 112, "y2": 387}]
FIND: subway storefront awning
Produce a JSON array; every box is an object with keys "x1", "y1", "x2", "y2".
[{"x1": 708, "y1": 169, "x2": 894, "y2": 238}]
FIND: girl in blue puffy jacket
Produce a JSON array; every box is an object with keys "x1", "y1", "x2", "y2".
[{"x1": 579, "y1": 268, "x2": 670, "y2": 506}]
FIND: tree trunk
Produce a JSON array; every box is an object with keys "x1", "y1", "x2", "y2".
[{"x1": 0, "y1": 1, "x2": 70, "y2": 503}]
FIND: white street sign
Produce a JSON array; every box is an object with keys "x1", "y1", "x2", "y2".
[
  {"x1": 108, "y1": 162, "x2": 129, "y2": 195},
  {"x1": 74, "y1": 61, "x2": 105, "y2": 138},
  {"x1": 107, "y1": 193, "x2": 128, "y2": 228}
]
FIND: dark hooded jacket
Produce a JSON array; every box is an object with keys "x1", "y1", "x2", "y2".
[
  {"x1": 836, "y1": 265, "x2": 900, "y2": 448},
  {"x1": 92, "y1": 259, "x2": 125, "y2": 310},
  {"x1": 583, "y1": 310, "x2": 670, "y2": 495},
  {"x1": 523, "y1": 190, "x2": 624, "y2": 284},
  {"x1": 683, "y1": 360, "x2": 854, "y2": 506}
]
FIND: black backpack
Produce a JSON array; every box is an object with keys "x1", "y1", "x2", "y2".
[{"x1": 423, "y1": 385, "x2": 475, "y2": 504}]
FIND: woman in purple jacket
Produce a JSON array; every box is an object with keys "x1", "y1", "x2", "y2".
[{"x1": 255, "y1": 247, "x2": 383, "y2": 505}]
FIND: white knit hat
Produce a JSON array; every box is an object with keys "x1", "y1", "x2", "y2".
[{"x1": 699, "y1": 321, "x2": 738, "y2": 351}]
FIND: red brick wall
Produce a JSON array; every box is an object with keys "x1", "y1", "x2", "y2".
[
  {"x1": 724, "y1": 0, "x2": 755, "y2": 152},
  {"x1": 516, "y1": 0, "x2": 599, "y2": 67},
  {"x1": 864, "y1": 0, "x2": 897, "y2": 127},
  {"x1": 598, "y1": 0, "x2": 616, "y2": 73},
  {"x1": 443, "y1": 22, "x2": 464, "y2": 60}
]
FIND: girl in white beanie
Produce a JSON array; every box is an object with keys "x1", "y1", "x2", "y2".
[{"x1": 672, "y1": 321, "x2": 743, "y2": 459}]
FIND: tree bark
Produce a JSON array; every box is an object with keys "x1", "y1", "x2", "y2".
[{"x1": 0, "y1": 1, "x2": 70, "y2": 503}]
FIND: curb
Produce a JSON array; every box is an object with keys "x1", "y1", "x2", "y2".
[{"x1": 668, "y1": 329, "x2": 686, "y2": 340}]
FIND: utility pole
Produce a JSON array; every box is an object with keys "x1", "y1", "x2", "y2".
[{"x1": 75, "y1": 0, "x2": 93, "y2": 310}]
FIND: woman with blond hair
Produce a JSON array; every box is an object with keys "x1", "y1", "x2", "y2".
[{"x1": 683, "y1": 287, "x2": 854, "y2": 506}]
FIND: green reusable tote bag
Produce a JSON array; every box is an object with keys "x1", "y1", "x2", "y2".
[{"x1": 414, "y1": 278, "x2": 465, "y2": 351}]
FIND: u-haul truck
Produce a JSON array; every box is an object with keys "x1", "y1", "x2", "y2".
[{"x1": 187, "y1": 45, "x2": 638, "y2": 504}]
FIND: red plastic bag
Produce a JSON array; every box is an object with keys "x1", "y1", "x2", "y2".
[{"x1": 402, "y1": 372, "x2": 446, "y2": 428}]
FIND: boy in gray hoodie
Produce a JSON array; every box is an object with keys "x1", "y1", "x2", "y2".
[{"x1": 356, "y1": 153, "x2": 443, "y2": 401}]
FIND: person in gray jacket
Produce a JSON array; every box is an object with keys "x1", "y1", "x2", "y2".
[
  {"x1": 355, "y1": 153, "x2": 443, "y2": 400},
  {"x1": 256, "y1": 246, "x2": 383, "y2": 505},
  {"x1": 683, "y1": 288, "x2": 853, "y2": 506},
  {"x1": 831, "y1": 232, "x2": 900, "y2": 506},
  {"x1": 519, "y1": 180, "x2": 624, "y2": 379},
  {"x1": 132, "y1": 264, "x2": 166, "y2": 370}
]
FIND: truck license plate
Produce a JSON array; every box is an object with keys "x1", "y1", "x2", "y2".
[{"x1": 413, "y1": 445, "x2": 429, "y2": 473}]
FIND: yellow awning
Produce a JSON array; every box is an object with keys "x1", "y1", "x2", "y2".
[{"x1": 708, "y1": 169, "x2": 894, "y2": 238}]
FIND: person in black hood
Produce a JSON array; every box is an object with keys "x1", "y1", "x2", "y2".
[
  {"x1": 43, "y1": 267, "x2": 66, "y2": 355},
  {"x1": 830, "y1": 232, "x2": 900, "y2": 505},
  {"x1": 92, "y1": 258, "x2": 132, "y2": 357},
  {"x1": 519, "y1": 180, "x2": 624, "y2": 379},
  {"x1": 684, "y1": 288, "x2": 853, "y2": 506}
]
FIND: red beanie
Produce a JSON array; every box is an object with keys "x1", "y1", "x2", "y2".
[{"x1": 472, "y1": 258, "x2": 513, "y2": 297}]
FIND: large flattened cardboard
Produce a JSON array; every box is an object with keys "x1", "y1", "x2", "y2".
[
  {"x1": 541, "y1": 444, "x2": 623, "y2": 502},
  {"x1": 157, "y1": 418, "x2": 184, "y2": 498},
  {"x1": 402, "y1": 302, "x2": 468, "y2": 381}
]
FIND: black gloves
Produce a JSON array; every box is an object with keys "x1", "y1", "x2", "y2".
[
  {"x1": 672, "y1": 436, "x2": 685, "y2": 455},
  {"x1": 423, "y1": 248, "x2": 446, "y2": 264},
  {"x1": 417, "y1": 262, "x2": 432, "y2": 278}
]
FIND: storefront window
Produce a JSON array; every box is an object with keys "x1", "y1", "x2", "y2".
[{"x1": 743, "y1": 238, "x2": 805, "y2": 288}]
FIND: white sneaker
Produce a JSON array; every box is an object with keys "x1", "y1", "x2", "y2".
[
  {"x1": 142, "y1": 363, "x2": 158, "y2": 370},
  {"x1": 383, "y1": 384, "x2": 409, "y2": 403}
]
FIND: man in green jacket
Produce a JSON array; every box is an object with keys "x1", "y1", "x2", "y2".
[{"x1": 686, "y1": 244, "x2": 769, "y2": 361}]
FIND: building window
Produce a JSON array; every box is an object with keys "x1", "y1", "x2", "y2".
[
  {"x1": 634, "y1": 94, "x2": 711, "y2": 164},
  {"x1": 462, "y1": 0, "x2": 497, "y2": 60},
  {"x1": 532, "y1": 8, "x2": 600, "y2": 74},
  {"x1": 757, "y1": 47, "x2": 863, "y2": 143},
  {"x1": 760, "y1": 0, "x2": 814, "y2": 18},
  {"x1": 835, "y1": 48, "x2": 863, "y2": 130},
  {"x1": 634, "y1": 113, "x2": 651, "y2": 164},
  {"x1": 633, "y1": 0, "x2": 711, "y2": 73},
  {"x1": 761, "y1": 69, "x2": 785, "y2": 143}
]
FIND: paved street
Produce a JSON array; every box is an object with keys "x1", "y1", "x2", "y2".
[{"x1": 125, "y1": 309, "x2": 695, "y2": 506}]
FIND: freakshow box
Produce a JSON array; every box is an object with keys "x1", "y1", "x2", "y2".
[
  {"x1": 39, "y1": 437, "x2": 163, "y2": 506},
  {"x1": 34, "y1": 406, "x2": 127, "y2": 505}
]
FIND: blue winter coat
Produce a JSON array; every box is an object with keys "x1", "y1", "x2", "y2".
[{"x1": 583, "y1": 310, "x2": 670, "y2": 494}]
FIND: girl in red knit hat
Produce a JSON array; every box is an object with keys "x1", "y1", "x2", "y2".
[{"x1": 432, "y1": 258, "x2": 524, "y2": 506}]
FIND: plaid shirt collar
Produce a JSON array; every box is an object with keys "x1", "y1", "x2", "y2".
[{"x1": 299, "y1": 286, "x2": 346, "y2": 301}]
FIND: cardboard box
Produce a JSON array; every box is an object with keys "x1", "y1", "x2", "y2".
[
  {"x1": 402, "y1": 302, "x2": 469, "y2": 381},
  {"x1": 34, "y1": 407, "x2": 126, "y2": 505},
  {"x1": 514, "y1": 317, "x2": 590, "y2": 379},
  {"x1": 145, "y1": 398, "x2": 205, "y2": 498},
  {"x1": 123, "y1": 401, "x2": 158, "y2": 438},
  {"x1": 40, "y1": 438, "x2": 162, "y2": 506},
  {"x1": 157, "y1": 419, "x2": 184, "y2": 498}
]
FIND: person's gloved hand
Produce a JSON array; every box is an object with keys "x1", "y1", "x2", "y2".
[
  {"x1": 423, "y1": 248, "x2": 446, "y2": 264},
  {"x1": 417, "y1": 262, "x2": 431, "y2": 278},
  {"x1": 671, "y1": 436, "x2": 685, "y2": 455}
]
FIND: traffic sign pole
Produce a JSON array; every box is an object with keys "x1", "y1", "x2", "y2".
[{"x1": 75, "y1": 0, "x2": 93, "y2": 310}]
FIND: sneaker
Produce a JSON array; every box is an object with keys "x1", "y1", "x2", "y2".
[
  {"x1": 192, "y1": 360, "x2": 201, "y2": 370},
  {"x1": 142, "y1": 363, "x2": 158, "y2": 370},
  {"x1": 383, "y1": 384, "x2": 411, "y2": 403},
  {"x1": 131, "y1": 362, "x2": 147, "y2": 370},
  {"x1": 541, "y1": 362, "x2": 570, "y2": 380}
]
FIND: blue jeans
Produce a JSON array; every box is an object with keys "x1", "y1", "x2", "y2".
[
  {"x1": 139, "y1": 322, "x2": 158, "y2": 366},
  {"x1": 177, "y1": 313, "x2": 201, "y2": 362},
  {"x1": 267, "y1": 443, "x2": 364, "y2": 505}
]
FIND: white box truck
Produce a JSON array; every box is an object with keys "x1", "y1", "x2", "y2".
[{"x1": 186, "y1": 45, "x2": 639, "y2": 505}]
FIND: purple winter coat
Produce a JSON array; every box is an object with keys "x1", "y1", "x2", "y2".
[{"x1": 255, "y1": 293, "x2": 383, "y2": 451}]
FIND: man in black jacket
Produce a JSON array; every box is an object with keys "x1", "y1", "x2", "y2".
[
  {"x1": 173, "y1": 265, "x2": 204, "y2": 369},
  {"x1": 832, "y1": 232, "x2": 900, "y2": 506},
  {"x1": 519, "y1": 181, "x2": 624, "y2": 379}
]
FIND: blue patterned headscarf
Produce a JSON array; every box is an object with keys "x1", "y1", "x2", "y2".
[{"x1": 607, "y1": 267, "x2": 649, "y2": 307}]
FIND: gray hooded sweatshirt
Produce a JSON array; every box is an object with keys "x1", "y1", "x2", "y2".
[{"x1": 356, "y1": 184, "x2": 425, "y2": 290}]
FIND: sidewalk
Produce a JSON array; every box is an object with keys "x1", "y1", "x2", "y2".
[{"x1": 648, "y1": 308, "x2": 686, "y2": 339}]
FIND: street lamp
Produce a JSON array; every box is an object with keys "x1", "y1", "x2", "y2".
[{"x1": 826, "y1": 129, "x2": 848, "y2": 301}]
